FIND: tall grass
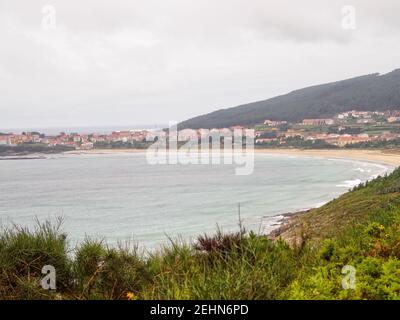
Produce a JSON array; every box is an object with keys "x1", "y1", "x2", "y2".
[
  {"x1": 0, "y1": 220, "x2": 301, "y2": 300},
  {"x1": 0, "y1": 218, "x2": 71, "y2": 299}
]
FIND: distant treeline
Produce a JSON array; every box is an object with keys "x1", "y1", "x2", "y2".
[
  {"x1": 344, "y1": 138, "x2": 400, "y2": 149},
  {"x1": 256, "y1": 136, "x2": 337, "y2": 149},
  {"x1": 94, "y1": 141, "x2": 153, "y2": 149},
  {"x1": 0, "y1": 143, "x2": 74, "y2": 155},
  {"x1": 255, "y1": 136, "x2": 400, "y2": 150}
]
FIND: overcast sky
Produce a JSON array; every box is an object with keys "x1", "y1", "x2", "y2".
[{"x1": 1, "y1": 0, "x2": 400, "y2": 130}]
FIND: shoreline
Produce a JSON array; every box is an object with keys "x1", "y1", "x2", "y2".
[
  {"x1": 65, "y1": 147, "x2": 399, "y2": 239},
  {"x1": 256, "y1": 149, "x2": 399, "y2": 240},
  {"x1": 7, "y1": 147, "x2": 399, "y2": 242},
  {"x1": 250, "y1": 148, "x2": 398, "y2": 237},
  {"x1": 254, "y1": 148, "x2": 400, "y2": 168},
  {"x1": 6, "y1": 148, "x2": 400, "y2": 169},
  {"x1": 64, "y1": 147, "x2": 400, "y2": 167}
]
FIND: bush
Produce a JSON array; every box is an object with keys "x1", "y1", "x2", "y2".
[{"x1": 0, "y1": 219, "x2": 71, "y2": 299}]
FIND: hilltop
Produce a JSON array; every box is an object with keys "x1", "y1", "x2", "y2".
[{"x1": 179, "y1": 69, "x2": 400, "y2": 129}]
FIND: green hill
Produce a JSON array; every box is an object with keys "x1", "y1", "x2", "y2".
[{"x1": 179, "y1": 69, "x2": 400, "y2": 129}]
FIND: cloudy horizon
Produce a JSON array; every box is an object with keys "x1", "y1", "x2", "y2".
[{"x1": 1, "y1": 0, "x2": 400, "y2": 130}]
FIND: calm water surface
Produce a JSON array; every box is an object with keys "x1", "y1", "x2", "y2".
[{"x1": 0, "y1": 153, "x2": 391, "y2": 250}]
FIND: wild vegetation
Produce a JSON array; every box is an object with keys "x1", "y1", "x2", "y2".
[
  {"x1": 1, "y1": 168, "x2": 400, "y2": 300},
  {"x1": 255, "y1": 136, "x2": 338, "y2": 149},
  {"x1": 344, "y1": 138, "x2": 400, "y2": 149}
]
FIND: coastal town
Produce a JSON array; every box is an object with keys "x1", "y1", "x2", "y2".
[
  {"x1": 0, "y1": 129, "x2": 150, "y2": 150},
  {"x1": 2, "y1": 109, "x2": 400, "y2": 151},
  {"x1": 254, "y1": 109, "x2": 400, "y2": 147}
]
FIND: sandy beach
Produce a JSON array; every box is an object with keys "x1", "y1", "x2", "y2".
[
  {"x1": 65, "y1": 148, "x2": 400, "y2": 167},
  {"x1": 255, "y1": 149, "x2": 400, "y2": 167}
]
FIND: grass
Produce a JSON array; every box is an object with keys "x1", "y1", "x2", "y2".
[{"x1": 1, "y1": 168, "x2": 400, "y2": 300}]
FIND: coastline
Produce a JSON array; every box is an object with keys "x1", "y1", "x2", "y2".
[
  {"x1": 254, "y1": 148, "x2": 400, "y2": 168},
  {"x1": 64, "y1": 148, "x2": 399, "y2": 239},
  {"x1": 1, "y1": 147, "x2": 398, "y2": 246},
  {"x1": 64, "y1": 148, "x2": 400, "y2": 167},
  {"x1": 255, "y1": 149, "x2": 399, "y2": 241}
]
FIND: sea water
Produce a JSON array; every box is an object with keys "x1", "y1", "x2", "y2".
[{"x1": 0, "y1": 153, "x2": 391, "y2": 251}]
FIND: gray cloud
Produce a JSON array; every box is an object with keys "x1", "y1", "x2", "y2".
[{"x1": 1, "y1": 0, "x2": 400, "y2": 129}]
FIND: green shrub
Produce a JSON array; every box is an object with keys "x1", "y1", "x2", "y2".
[{"x1": 0, "y1": 219, "x2": 71, "y2": 299}]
